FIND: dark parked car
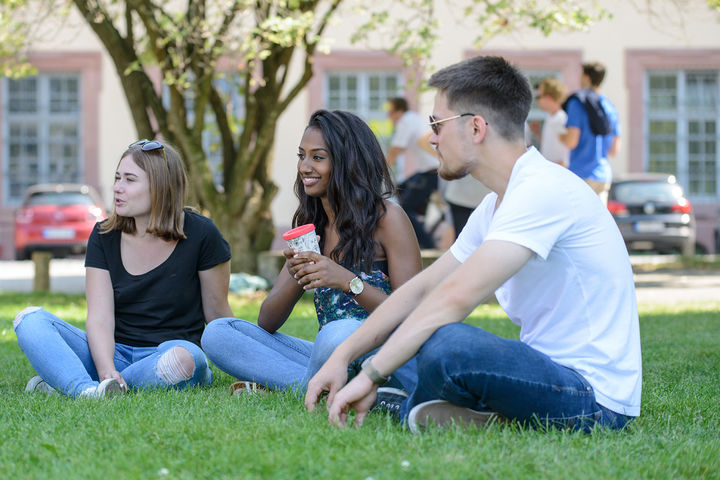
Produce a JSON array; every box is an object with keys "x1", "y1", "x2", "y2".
[
  {"x1": 14, "y1": 184, "x2": 107, "y2": 260},
  {"x1": 607, "y1": 173, "x2": 696, "y2": 255}
]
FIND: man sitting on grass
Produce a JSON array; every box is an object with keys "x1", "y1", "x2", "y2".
[{"x1": 305, "y1": 55, "x2": 641, "y2": 433}]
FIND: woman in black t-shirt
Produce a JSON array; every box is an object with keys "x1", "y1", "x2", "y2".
[{"x1": 14, "y1": 140, "x2": 233, "y2": 398}]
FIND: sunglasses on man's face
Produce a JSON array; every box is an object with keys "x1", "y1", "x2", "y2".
[
  {"x1": 428, "y1": 113, "x2": 486, "y2": 135},
  {"x1": 129, "y1": 139, "x2": 167, "y2": 165}
]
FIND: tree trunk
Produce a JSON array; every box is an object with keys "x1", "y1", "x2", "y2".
[{"x1": 211, "y1": 205, "x2": 276, "y2": 273}]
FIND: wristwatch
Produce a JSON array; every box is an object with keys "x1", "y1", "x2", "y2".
[
  {"x1": 361, "y1": 355, "x2": 389, "y2": 385},
  {"x1": 347, "y1": 276, "x2": 364, "y2": 296}
]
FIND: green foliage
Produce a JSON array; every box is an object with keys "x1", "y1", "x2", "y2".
[
  {"x1": 1, "y1": 293, "x2": 719, "y2": 479},
  {"x1": 0, "y1": 0, "x2": 37, "y2": 77},
  {"x1": 350, "y1": 0, "x2": 609, "y2": 70}
]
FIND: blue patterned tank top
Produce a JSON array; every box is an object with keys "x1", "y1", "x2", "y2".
[{"x1": 313, "y1": 261, "x2": 391, "y2": 329}]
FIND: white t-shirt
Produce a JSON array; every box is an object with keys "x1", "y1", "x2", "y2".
[
  {"x1": 392, "y1": 111, "x2": 439, "y2": 180},
  {"x1": 541, "y1": 109, "x2": 570, "y2": 166},
  {"x1": 450, "y1": 147, "x2": 641, "y2": 416}
]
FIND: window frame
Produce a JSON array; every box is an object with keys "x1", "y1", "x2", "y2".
[
  {"x1": 627, "y1": 49, "x2": 720, "y2": 205},
  {"x1": 0, "y1": 52, "x2": 102, "y2": 207}
]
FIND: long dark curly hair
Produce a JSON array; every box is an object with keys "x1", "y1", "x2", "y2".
[{"x1": 292, "y1": 109, "x2": 395, "y2": 271}]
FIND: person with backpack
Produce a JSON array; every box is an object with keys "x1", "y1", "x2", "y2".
[{"x1": 559, "y1": 62, "x2": 620, "y2": 205}]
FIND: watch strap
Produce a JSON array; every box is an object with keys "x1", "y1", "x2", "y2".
[{"x1": 361, "y1": 355, "x2": 389, "y2": 385}]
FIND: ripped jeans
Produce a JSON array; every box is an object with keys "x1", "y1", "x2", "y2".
[{"x1": 14, "y1": 307, "x2": 212, "y2": 396}]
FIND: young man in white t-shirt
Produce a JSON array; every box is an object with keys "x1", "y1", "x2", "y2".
[{"x1": 305, "y1": 55, "x2": 641, "y2": 433}]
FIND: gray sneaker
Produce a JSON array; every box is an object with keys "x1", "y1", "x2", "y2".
[
  {"x1": 407, "y1": 400, "x2": 506, "y2": 434},
  {"x1": 371, "y1": 387, "x2": 409, "y2": 421},
  {"x1": 25, "y1": 375, "x2": 56, "y2": 395},
  {"x1": 80, "y1": 378, "x2": 125, "y2": 399}
]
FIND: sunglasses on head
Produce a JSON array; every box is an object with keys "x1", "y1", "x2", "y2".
[{"x1": 129, "y1": 139, "x2": 167, "y2": 165}]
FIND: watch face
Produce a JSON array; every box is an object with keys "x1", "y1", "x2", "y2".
[{"x1": 350, "y1": 277, "x2": 364, "y2": 295}]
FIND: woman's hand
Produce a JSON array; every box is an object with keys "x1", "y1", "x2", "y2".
[
  {"x1": 98, "y1": 369, "x2": 128, "y2": 391},
  {"x1": 291, "y1": 251, "x2": 355, "y2": 292}
]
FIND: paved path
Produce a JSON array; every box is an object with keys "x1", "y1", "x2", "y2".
[
  {"x1": 1, "y1": 258, "x2": 718, "y2": 305},
  {"x1": 633, "y1": 269, "x2": 720, "y2": 305},
  {"x1": 0, "y1": 258, "x2": 86, "y2": 294}
]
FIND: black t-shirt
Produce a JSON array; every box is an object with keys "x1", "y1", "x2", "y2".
[{"x1": 85, "y1": 210, "x2": 231, "y2": 347}]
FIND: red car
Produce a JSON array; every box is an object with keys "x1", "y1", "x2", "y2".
[{"x1": 14, "y1": 184, "x2": 107, "y2": 260}]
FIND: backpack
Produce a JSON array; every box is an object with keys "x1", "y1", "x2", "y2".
[{"x1": 562, "y1": 89, "x2": 613, "y2": 136}]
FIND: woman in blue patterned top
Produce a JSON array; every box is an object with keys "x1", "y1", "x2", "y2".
[{"x1": 202, "y1": 110, "x2": 422, "y2": 393}]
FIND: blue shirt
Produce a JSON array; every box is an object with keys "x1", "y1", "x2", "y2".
[{"x1": 565, "y1": 94, "x2": 620, "y2": 182}]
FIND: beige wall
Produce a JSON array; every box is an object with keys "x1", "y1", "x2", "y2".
[
  {"x1": 27, "y1": 9, "x2": 136, "y2": 210},
  {"x1": 5, "y1": 1, "x2": 719, "y2": 255},
  {"x1": 272, "y1": 0, "x2": 720, "y2": 228}
]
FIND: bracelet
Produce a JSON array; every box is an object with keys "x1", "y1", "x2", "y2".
[{"x1": 361, "y1": 355, "x2": 389, "y2": 385}]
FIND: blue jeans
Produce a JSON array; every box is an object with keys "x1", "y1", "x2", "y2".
[
  {"x1": 201, "y1": 318, "x2": 417, "y2": 392},
  {"x1": 405, "y1": 323, "x2": 632, "y2": 431},
  {"x1": 14, "y1": 308, "x2": 212, "y2": 396}
]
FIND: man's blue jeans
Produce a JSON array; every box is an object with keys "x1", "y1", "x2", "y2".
[
  {"x1": 201, "y1": 317, "x2": 417, "y2": 393},
  {"x1": 404, "y1": 323, "x2": 632, "y2": 431},
  {"x1": 14, "y1": 308, "x2": 212, "y2": 396}
]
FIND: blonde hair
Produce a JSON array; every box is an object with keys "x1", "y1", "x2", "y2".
[
  {"x1": 101, "y1": 140, "x2": 188, "y2": 240},
  {"x1": 538, "y1": 77, "x2": 567, "y2": 103}
]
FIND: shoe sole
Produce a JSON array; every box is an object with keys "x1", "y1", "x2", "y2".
[
  {"x1": 230, "y1": 381, "x2": 268, "y2": 395},
  {"x1": 97, "y1": 378, "x2": 125, "y2": 399},
  {"x1": 25, "y1": 375, "x2": 45, "y2": 393},
  {"x1": 376, "y1": 387, "x2": 409, "y2": 398},
  {"x1": 407, "y1": 400, "x2": 506, "y2": 434}
]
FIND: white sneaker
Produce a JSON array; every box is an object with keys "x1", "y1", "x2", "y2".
[
  {"x1": 407, "y1": 400, "x2": 506, "y2": 434},
  {"x1": 25, "y1": 375, "x2": 56, "y2": 395},
  {"x1": 80, "y1": 378, "x2": 125, "y2": 399}
]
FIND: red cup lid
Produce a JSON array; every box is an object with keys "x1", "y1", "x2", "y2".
[{"x1": 282, "y1": 223, "x2": 316, "y2": 241}]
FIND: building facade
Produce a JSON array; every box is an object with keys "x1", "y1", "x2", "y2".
[{"x1": 1, "y1": 1, "x2": 719, "y2": 258}]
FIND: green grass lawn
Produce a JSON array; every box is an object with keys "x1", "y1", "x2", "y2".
[{"x1": 1, "y1": 292, "x2": 719, "y2": 479}]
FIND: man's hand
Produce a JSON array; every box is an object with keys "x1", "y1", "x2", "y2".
[
  {"x1": 304, "y1": 356, "x2": 350, "y2": 412},
  {"x1": 327, "y1": 372, "x2": 378, "y2": 428}
]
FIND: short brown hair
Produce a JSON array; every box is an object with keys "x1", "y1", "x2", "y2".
[
  {"x1": 102, "y1": 140, "x2": 188, "y2": 240},
  {"x1": 428, "y1": 55, "x2": 531, "y2": 141},
  {"x1": 538, "y1": 77, "x2": 566, "y2": 103},
  {"x1": 387, "y1": 97, "x2": 409, "y2": 113},
  {"x1": 582, "y1": 62, "x2": 606, "y2": 87}
]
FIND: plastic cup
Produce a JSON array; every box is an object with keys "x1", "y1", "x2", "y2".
[{"x1": 282, "y1": 223, "x2": 321, "y2": 254}]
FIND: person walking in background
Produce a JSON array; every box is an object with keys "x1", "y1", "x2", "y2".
[
  {"x1": 386, "y1": 97, "x2": 440, "y2": 249},
  {"x1": 530, "y1": 77, "x2": 570, "y2": 167},
  {"x1": 15, "y1": 140, "x2": 233, "y2": 397},
  {"x1": 201, "y1": 110, "x2": 421, "y2": 396},
  {"x1": 559, "y1": 61, "x2": 620, "y2": 205}
]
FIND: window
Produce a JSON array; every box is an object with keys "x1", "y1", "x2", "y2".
[
  {"x1": 646, "y1": 70, "x2": 719, "y2": 200},
  {"x1": 324, "y1": 71, "x2": 403, "y2": 150},
  {"x1": 2, "y1": 73, "x2": 83, "y2": 204}
]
